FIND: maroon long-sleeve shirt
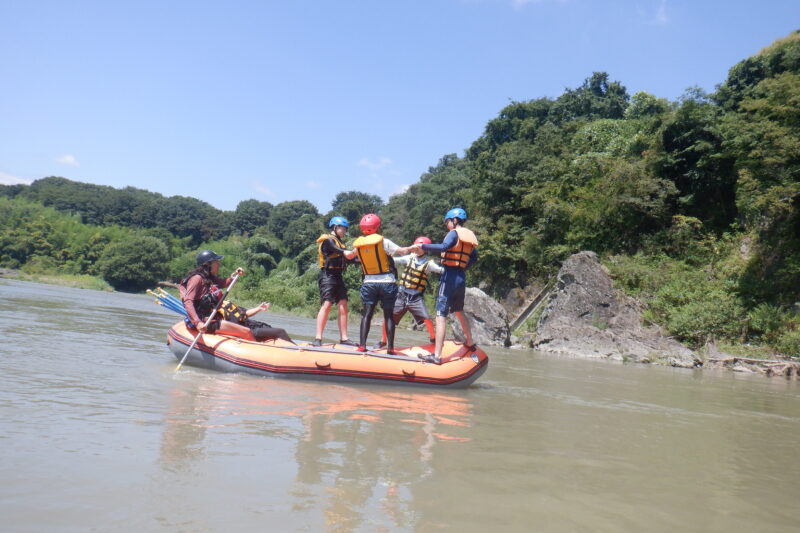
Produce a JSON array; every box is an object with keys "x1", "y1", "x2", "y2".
[{"x1": 180, "y1": 273, "x2": 233, "y2": 326}]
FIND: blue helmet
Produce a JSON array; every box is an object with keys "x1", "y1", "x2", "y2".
[
  {"x1": 444, "y1": 207, "x2": 467, "y2": 223},
  {"x1": 328, "y1": 216, "x2": 349, "y2": 229}
]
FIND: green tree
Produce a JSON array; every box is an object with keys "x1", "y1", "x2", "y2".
[
  {"x1": 267, "y1": 200, "x2": 320, "y2": 241},
  {"x1": 98, "y1": 236, "x2": 170, "y2": 292}
]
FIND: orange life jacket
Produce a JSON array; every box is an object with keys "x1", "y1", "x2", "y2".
[{"x1": 442, "y1": 227, "x2": 478, "y2": 269}]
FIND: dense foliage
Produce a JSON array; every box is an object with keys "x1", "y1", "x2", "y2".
[{"x1": 3, "y1": 31, "x2": 800, "y2": 356}]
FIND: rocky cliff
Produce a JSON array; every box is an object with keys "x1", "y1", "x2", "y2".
[{"x1": 533, "y1": 251, "x2": 698, "y2": 367}]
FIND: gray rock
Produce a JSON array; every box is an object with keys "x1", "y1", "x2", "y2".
[
  {"x1": 450, "y1": 287, "x2": 511, "y2": 347},
  {"x1": 534, "y1": 251, "x2": 698, "y2": 367}
]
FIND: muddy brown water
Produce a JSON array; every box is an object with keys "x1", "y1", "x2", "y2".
[{"x1": 1, "y1": 278, "x2": 799, "y2": 532}]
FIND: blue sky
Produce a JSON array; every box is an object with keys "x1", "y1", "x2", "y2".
[{"x1": 1, "y1": 1, "x2": 798, "y2": 213}]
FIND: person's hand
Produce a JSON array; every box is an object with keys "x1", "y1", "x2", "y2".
[
  {"x1": 344, "y1": 250, "x2": 356, "y2": 260},
  {"x1": 233, "y1": 267, "x2": 245, "y2": 277},
  {"x1": 196, "y1": 321, "x2": 207, "y2": 333},
  {"x1": 258, "y1": 302, "x2": 271, "y2": 311}
]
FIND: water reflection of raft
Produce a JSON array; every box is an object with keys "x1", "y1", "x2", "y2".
[{"x1": 166, "y1": 321, "x2": 489, "y2": 388}]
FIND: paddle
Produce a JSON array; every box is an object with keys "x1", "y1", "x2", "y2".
[{"x1": 175, "y1": 272, "x2": 241, "y2": 372}]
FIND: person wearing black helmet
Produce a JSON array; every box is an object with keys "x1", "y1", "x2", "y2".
[
  {"x1": 312, "y1": 216, "x2": 358, "y2": 346},
  {"x1": 179, "y1": 249, "x2": 254, "y2": 340},
  {"x1": 411, "y1": 208, "x2": 478, "y2": 364}
]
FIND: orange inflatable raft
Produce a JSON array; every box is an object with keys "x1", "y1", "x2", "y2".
[{"x1": 166, "y1": 321, "x2": 489, "y2": 388}]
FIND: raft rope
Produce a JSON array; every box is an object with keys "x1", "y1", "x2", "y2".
[{"x1": 147, "y1": 288, "x2": 188, "y2": 317}]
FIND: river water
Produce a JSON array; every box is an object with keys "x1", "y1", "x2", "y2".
[{"x1": 1, "y1": 278, "x2": 799, "y2": 532}]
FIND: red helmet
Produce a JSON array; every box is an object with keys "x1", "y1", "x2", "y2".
[
  {"x1": 414, "y1": 236, "x2": 432, "y2": 246},
  {"x1": 360, "y1": 213, "x2": 381, "y2": 235}
]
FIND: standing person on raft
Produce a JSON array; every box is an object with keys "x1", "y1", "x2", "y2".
[
  {"x1": 312, "y1": 216, "x2": 358, "y2": 346},
  {"x1": 375, "y1": 236, "x2": 442, "y2": 349},
  {"x1": 180, "y1": 249, "x2": 290, "y2": 342},
  {"x1": 410, "y1": 208, "x2": 478, "y2": 364},
  {"x1": 351, "y1": 213, "x2": 412, "y2": 354}
]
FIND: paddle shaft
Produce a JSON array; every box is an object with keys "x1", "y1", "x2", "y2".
[{"x1": 175, "y1": 272, "x2": 240, "y2": 371}]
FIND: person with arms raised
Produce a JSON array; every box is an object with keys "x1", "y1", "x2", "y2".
[
  {"x1": 351, "y1": 214, "x2": 411, "y2": 354},
  {"x1": 411, "y1": 208, "x2": 478, "y2": 364}
]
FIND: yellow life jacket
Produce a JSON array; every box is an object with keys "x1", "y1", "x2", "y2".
[
  {"x1": 399, "y1": 256, "x2": 430, "y2": 292},
  {"x1": 217, "y1": 300, "x2": 248, "y2": 324},
  {"x1": 442, "y1": 227, "x2": 478, "y2": 269},
  {"x1": 316, "y1": 233, "x2": 347, "y2": 271},
  {"x1": 353, "y1": 234, "x2": 392, "y2": 275}
]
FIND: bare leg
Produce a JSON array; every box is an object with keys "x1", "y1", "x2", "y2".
[
  {"x1": 315, "y1": 300, "x2": 333, "y2": 340},
  {"x1": 337, "y1": 299, "x2": 350, "y2": 341},
  {"x1": 454, "y1": 311, "x2": 474, "y2": 347},
  {"x1": 217, "y1": 320, "x2": 256, "y2": 341},
  {"x1": 434, "y1": 315, "x2": 447, "y2": 357}
]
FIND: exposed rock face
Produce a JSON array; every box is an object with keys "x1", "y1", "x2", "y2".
[
  {"x1": 451, "y1": 287, "x2": 511, "y2": 347},
  {"x1": 534, "y1": 251, "x2": 697, "y2": 367}
]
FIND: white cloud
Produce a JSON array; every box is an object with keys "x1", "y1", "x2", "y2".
[
  {"x1": 252, "y1": 181, "x2": 275, "y2": 198},
  {"x1": 306, "y1": 180, "x2": 321, "y2": 189},
  {"x1": 356, "y1": 156, "x2": 393, "y2": 171},
  {"x1": 0, "y1": 171, "x2": 32, "y2": 185},
  {"x1": 640, "y1": 0, "x2": 669, "y2": 25},
  {"x1": 56, "y1": 154, "x2": 80, "y2": 166}
]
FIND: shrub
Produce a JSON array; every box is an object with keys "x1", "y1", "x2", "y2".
[{"x1": 98, "y1": 236, "x2": 170, "y2": 292}]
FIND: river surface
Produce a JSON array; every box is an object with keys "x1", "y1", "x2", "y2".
[{"x1": 1, "y1": 279, "x2": 799, "y2": 532}]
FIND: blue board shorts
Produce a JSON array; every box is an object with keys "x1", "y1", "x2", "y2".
[
  {"x1": 360, "y1": 282, "x2": 398, "y2": 311},
  {"x1": 435, "y1": 267, "x2": 466, "y2": 317}
]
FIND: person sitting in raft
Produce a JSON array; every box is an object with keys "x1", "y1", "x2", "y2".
[
  {"x1": 180, "y1": 249, "x2": 259, "y2": 341},
  {"x1": 351, "y1": 213, "x2": 412, "y2": 354},
  {"x1": 214, "y1": 297, "x2": 293, "y2": 343},
  {"x1": 410, "y1": 208, "x2": 478, "y2": 364},
  {"x1": 311, "y1": 216, "x2": 358, "y2": 347},
  {"x1": 376, "y1": 236, "x2": 442, "y2": 349}
]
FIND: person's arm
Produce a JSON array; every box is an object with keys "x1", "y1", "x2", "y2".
[
  {"x1": 427, "y1": 259, "x2": 444, "y2": 274},
  {"x1": 393, "y1": 254, "x2": 411, "y2": 266},
  {"x1": 246, "y1": 302, "x2": 270, "y2": 317},
  {"x1": 466, "y1": 249, "x2": 478, "y2": 269},
  {"x1": 322, "y1": 237, "x2": 348, "y2": 255},
  {"x1": 384, "y1": 238, "x2": 411, "y2": 256},
  {"x1": 421, "y1": 230, "x2": 458, "y2": 254},
  {"x1": 182, "y1": 275, "x2": 204, "y2": 326}
]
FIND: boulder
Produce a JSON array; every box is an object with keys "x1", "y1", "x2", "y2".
[
  {"x1": 451, "y1": 287, "x2": 511, "y2": 347},
  {"x1": 534, "y1": 251, "x2": 697, "y2": 367}
]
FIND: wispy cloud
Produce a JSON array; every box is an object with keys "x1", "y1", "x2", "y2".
[
  {"x1": 306, "y1": 180, "x2": 321, "y2": 189},
  {"x1": 356, "y1": 156, "x2": 393, "y2": 171},
  {"x1": 640, "y1": 0, "x2": 669, "y2": 25},
  {"x1": 0, "y1": 171, "x2": 32, "y2": 185},
  {"x1": 56, "y1": 154, "x2": 80, "y2": 166},
  {"x1": 252, "y1": 181, "x2": 275, "y2": 198}
]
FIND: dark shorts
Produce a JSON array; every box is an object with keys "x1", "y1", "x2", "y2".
[
  {"x1": 360, "y1": 282, "x2": 398, "y2": 310},
  {"x1": 435, "y1": 267, "x2": 466, "y2": 317},
  {"x1": 319, "y1": 271, "x2": 348, "y2": 304},
  {"x1": 393, "y1": 291, "x2": 431, "y2": 323}
]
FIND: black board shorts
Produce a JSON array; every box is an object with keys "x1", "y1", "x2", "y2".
[{"x1": 319, "y1": 271, "x2": 348, "y2": 304}]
